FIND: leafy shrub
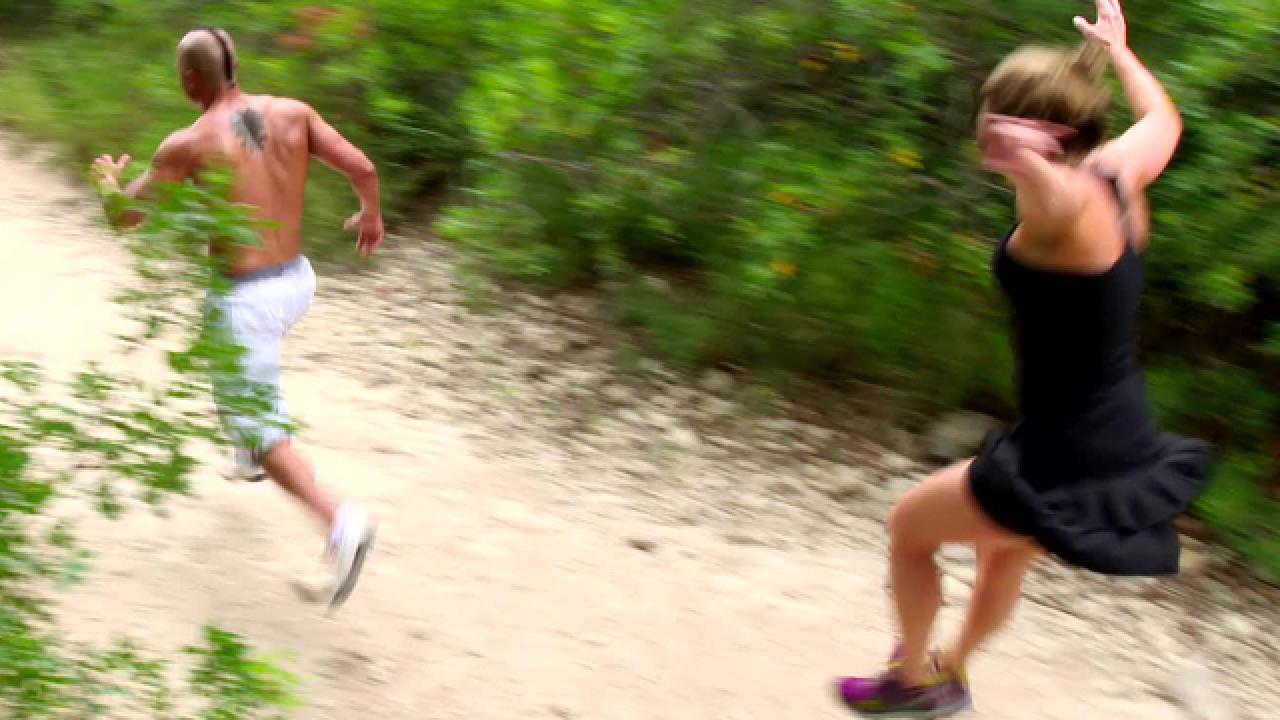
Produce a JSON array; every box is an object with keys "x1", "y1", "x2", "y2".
[
  {"x1": 1, "y1": 175, "x2": 297, "y2": 717},
  {"x1": 1, "y1": 0, "x2": 1275, "y2": 571}
]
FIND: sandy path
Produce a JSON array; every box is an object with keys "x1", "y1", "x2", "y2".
[{"x1": 0, "y1": 136, "x2": 1220, "y2": 720}]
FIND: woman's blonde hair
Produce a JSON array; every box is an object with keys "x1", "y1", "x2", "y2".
[{"x1": 979, "y1": 43, "x2": 1110, "y2": 157}]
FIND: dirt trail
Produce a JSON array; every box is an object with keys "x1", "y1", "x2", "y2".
[{"x1": 0, "y1": 136, "x2": 1269, "y2": 720}]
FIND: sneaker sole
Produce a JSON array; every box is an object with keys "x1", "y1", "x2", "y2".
[
  {"x1": 834, "y1": 684, "x2": 973, "y2": 720},
  {"x1": 840, "y1": 705, "x2": 973, "y2": 720},
  {"x1": 220, "y1": 468, "x2": 268, "y2": 483},
  {"x1": 328, "y1": 524, "x2": 376, "y2": 612}
]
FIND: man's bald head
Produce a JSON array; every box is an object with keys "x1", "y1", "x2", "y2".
[{"x1": 177, "y1": 28, "x2": 237, "y2": 105}]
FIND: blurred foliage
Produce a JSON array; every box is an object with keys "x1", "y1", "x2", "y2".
[
  {"x1": 0, "y1": 0, "x2": 1275, "y2": 574},
  {"x1": 1, "y1": 175, "x2": 298, "y2": 715}
]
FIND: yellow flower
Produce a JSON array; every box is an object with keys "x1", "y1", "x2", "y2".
[
  {"x1": 800, "y1": 59, "x2": 828, "y2": 72},
  {"x1": 833, "y1": 46, "x2": 861, "y2": 62},
  {"x1": 822, "y1": 41, "x2": 860, "y2": 61},
  {"x1": 891, "y1": 148, "x2": 923, "y2": 170},
  {"x1": 770, "y1": 259, "x2": 798, "y2": 278}
]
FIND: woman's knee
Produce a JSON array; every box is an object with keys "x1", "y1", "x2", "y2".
[
  {"x1": 884, "y1": 483, "x2": 922, "y2": 539},
  {"x1": 885, "y1": 459, "x2": 985, "y2": 552},
  {"x1": 885, "y1": 503, "x2": 908, "y2": 551},
  {"x1": 886, "y1": 492, "x2": 942, "y2": 554}
]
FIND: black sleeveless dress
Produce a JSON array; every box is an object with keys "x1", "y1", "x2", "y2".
[{"x1": 968, "y1": 175, "x2": 1214, "y2": 576}]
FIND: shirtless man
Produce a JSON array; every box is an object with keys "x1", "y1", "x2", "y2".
[{"x1": 91, "y1": 27, "x2": 378, "y2": 610}]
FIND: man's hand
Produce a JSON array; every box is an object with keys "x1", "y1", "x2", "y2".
[
  {"x1": 91, "y1": 154, "x2": 132, "y2": 192},
  {"x1": 344, "y1": 210, "x2": 385, "y2": 257}
]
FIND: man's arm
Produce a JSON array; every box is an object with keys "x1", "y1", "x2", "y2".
[
  {"x1": 303, "y1": 103, "x2": 384, "y2": 255},
  {"x1": 93, "y1": 131, "x2": 194, "y2": 230}
]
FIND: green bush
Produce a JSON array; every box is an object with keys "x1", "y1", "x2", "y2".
[
  {"x1": 0, "y1": 0, "x2": 1275, "y2": 572},
  {"x1": 440, "y1": 0, "x2": 1279, "y2": 571},
  {"x1": 1, "y1": 176, "x2": 298, "y2": 716}
]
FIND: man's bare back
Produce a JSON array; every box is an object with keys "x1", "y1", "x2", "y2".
[
  {"x1": 91, "y1": 29, "x2": 382, "y2": 276},
  {"x1": 183, "y1": 95, "x2": 311, "y2": 274},
  {"x1": 170, "y1": 94, "x2": 382, "y2": 274}
]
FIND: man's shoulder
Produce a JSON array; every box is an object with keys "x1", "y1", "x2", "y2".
[
  {"x1": 253, "y1": 94, "x2": 314, "y2": 119},
  {"x1": 156, "y1": 126, "x2": 200, "y2": 160}
]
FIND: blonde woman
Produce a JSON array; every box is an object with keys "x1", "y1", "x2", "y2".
[{"x1": 837, "y1": 3, "x2": 1212, "y2": 717}]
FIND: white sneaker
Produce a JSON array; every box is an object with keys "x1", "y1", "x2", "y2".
[
  {"x1": 290, "y1": 572, "x2": 335, "y2": 604},
  {"x1": 326, "y1": 504, "x2": 376, "y2": 611},
  {"x1": 220, "y1": 448, "x2": 267, "y2": 483}
]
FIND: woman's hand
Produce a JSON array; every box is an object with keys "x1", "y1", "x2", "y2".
[
  {"x1": 980, "y1": 115, "x2": 1075, "y2": 176},
  {"x1": 1074, "y1": 0, "x2": 1128, "y2": 49},
  {"x1": 1078, "y1": 0, "x2": 1182, "y2": 193},
  {"x1": 979, "y1": 115, "x2": 1085, "y2": 235}
]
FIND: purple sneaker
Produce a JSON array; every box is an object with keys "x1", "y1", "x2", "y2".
[{"x1": 836, "y1": 663, "x2": 972, "y2": 719}]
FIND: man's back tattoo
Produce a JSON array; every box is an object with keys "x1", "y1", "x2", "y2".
[{"x1": 231, "y1": 109, "x2": 268, "y2": 152}]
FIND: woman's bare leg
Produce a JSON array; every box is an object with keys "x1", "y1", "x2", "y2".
[
  {"x1": 884, "y1": 459, "x2": 1031, "y2": 686},
  {"x1": 939, "y1": 544, "x2": 1040, "y2": 673},
  {"x1": 887, "y1": 509, "x2": 944, "y2": 686}
]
